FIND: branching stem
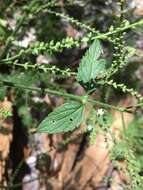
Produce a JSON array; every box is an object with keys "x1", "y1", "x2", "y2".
[{"x1": 0, "y1": 79, "x2": 128, "y2": 112}]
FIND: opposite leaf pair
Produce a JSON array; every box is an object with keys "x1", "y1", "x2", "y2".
[{"x1": 38, "y1": 39, "x2": 106, "y2": 134}]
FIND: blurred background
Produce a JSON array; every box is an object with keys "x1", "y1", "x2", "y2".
[{"x1": 0, "y1": 0, "x2": 143, "y2": 190}]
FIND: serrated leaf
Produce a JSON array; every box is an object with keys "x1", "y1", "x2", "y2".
[
  {"x1": 77, "y1": 39, "x2": 105, "y2": 83},
  {"x1": 37, "y1": 102, "x2": 84, "y2": 134}
]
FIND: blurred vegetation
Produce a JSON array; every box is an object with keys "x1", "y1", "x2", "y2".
[{"x1": 0, "y1": 0, "x2": 143, "y2": 190}]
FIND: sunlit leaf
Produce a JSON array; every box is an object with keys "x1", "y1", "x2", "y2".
[
  {"x1": 77, "y1": 39, "x2": 105, "y2": 83},
  {"x1": 37, "y1": 102, "x2": 84, "y2": 134}
]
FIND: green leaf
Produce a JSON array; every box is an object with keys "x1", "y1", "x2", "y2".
[
  {"x1": 37, "y1": 102, "x2": 84, "y2": 134},
  {"x1": 77, "y1": 39, "x2": 105, "y2": 83}
]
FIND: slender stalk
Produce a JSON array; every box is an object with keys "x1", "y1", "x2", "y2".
[
  {"x1": 92, "y1": 19, "x2": 143, "y2": 41},
  {"x1": 88, "y1": 99, "x2": 123, "y2": 112},
  {"x1": 1, "y1": 18, "x2": 143, "y2": 64},
  {"x1": 121, "y1": 112, "x2": 126, "y2": 138},
  {"x1": 119, "y1": 0, "x2": 124, "y2": 22},
  {"x1": 47, "y1": 9, "x2": 98, "y2": 34},
  {"x1": 8, "y1": 160, "x2": 24, "y2": 190},
  {"x1": 12, "y1": 62, "x2": 76, "y2": 76},
  {"x1": 0, "y1": 50, "x2": 27, "y2": 63},
  {"x1": 126, "y1": 102, "x2": 143, "y2": 110},
  {"x1": 0, "y1": 79, "x2": 83, "y2": 102},
  {"x1": 0, "y1": 14, "x2": 26, "y2": 59},
  {"x1": 0, "y1": 79, "x2": 126, "y2": 112}
]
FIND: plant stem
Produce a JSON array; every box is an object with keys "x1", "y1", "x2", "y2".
[
  {"x1": 121, "y1": 112, "x2": 126, "y2": 138},
  {"x1": 1, "y1": 18, "x2": 143, "y2": 64},
  {"x1": 119, "y1": 0, "x2": 124, "y2": 22},
  {"x1": 0, "y1": 79, "x2": 82, "y2": 102},
  {"x1": 126, "y1": 102, "x2": 143, "y2": 110},
  {"x1": 92, "y1": 19, "x2": 143, "y2": 41},
  {"x1": 0, "y1": 14, "x2": 26, "y2": 59},
  {"x1": 8, "y1": 160, "x2": 24, "y2": 190},
  {"x1": 0, "y1": 79, "x2": 126, "y2": 112},
  {"x1": 88, "y1": 99, "x2": 123, "y2": 112}
]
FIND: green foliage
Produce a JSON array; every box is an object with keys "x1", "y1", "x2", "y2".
[
  {"x1": 96, "y1": 109, "x2": 113, "y2": 130},
  {"x1": 77, "y1": 39, "x2": 105, "y2": 84},
  {"x1": 111, "y1": 141, "x2": 127, "y2": 161},
  {"x1": 0, "y1": 0, "x2": 143, "y2": 189},
  {"x1": 0, "y1": 86, "x2": 6, "y2": 101},
  {"x1": 89, "y1": 127, "x2": 97, "y2": 145},
  {"x1": 86, "y1": 108, "x2": 113, "y2": 144},
  {"x1": 0, "y1": 108, "x2": 12, "y2": 118},
  {"x1": 126, "y1": 118, "x2": 143, "y2": 163},
  {"x1": 38, "y1": 102, "x2": 84, "y2": 133},
  {"x1": 18, "y1": 105, "x2": 32, "y2": 127},
  {"x1": 0, "y1": 18, "x2": 9, "y2": 41},
  {"x1": 110, "y1": 117, "x2": 143, "y2": 189}
]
